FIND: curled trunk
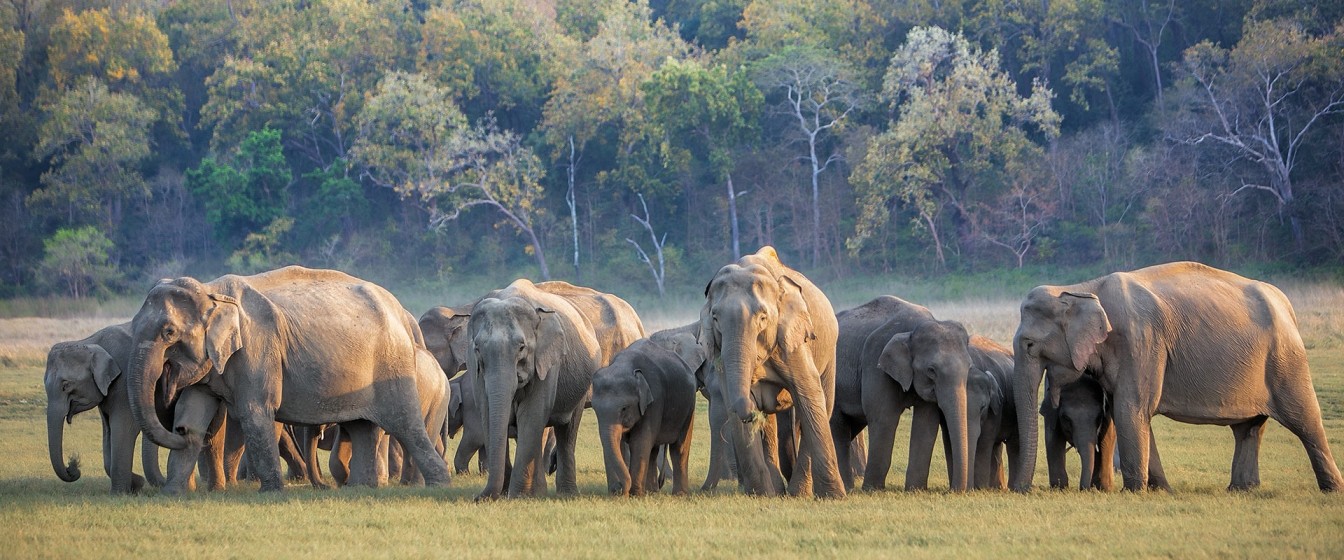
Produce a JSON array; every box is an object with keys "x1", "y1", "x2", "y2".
[
  {"x1": 1012, "y1": 353, "x2": 1043, "y2": 491},
  {"x1": 128, "y1": 342, "x2": 188, "y2": 450},
  {"x1": 47, "y1": 407, "x2": 79, "y2": 482}
]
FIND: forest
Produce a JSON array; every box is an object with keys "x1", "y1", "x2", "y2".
[{"x1": 2, "y1": 0, "x2": 1343, "y2": 298}]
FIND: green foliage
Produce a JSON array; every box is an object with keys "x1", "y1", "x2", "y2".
[
  {"x1": 226, "y1": 216, "x2": 296, "y2": 274},
  {"x1": 185, "y1": 128, "x2": 292, "y2": 248},
  {"x1": 28, "y1": 78, "x2": 155, "y2": 229},
  {"x1": 36, "y1": 226, "x2": 120, "y2": 299}
]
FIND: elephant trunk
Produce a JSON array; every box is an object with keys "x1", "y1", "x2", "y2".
[
  {"x1": 600, "y1": 422, "x2": 630, "y2": 496},
  {"x1": 1077, "y1": 430, "x2": 1098, "y2": 491},
  {"x1": 47, "y1": 405, "x2": 80, "y2": 482},
  {"x1": 128, "y1": 342, "x2": 188, "y2": 450},
  {"x1": 480, "y1": 370, "x2": 513, "y2": 499},
  {"x1": 720, "y1": 338, "x2": 757, "y2": 424},
  {"x1": 938, "y1": 384, "x2": 970, "y2": 492},
  {"x1": 1011, "y1": 351, "x2": 1043, "y2": 492}
]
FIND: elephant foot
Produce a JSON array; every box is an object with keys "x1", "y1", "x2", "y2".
[{"x1": 130, "y1": 474, "x2": 146, "y2": 494}]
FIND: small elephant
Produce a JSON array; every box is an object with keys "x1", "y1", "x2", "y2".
[
  {"x1": 446, "y1": 375, "x2": 487, "y2": 474},
  {"x1": 1012, "y1": 261, "x2": 1343, "y2": 492},
  {"x1": 592, "y1": 339, "x2": 697, "y2": 496},
  {"x1": 1040, "y1": 374, "x2": 1170, "y2": 491}
]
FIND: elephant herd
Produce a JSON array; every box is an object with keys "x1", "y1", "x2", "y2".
[{"x1": 44, "y1": 247, "x2": 1344, "y2": 499}]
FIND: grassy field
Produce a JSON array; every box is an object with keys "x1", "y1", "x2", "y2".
[{"x1": 2, "y1": 281, "x2": 1343, "y2": 558}]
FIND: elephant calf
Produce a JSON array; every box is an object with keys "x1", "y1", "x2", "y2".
[
  {"x1": 592, "y1": 339, "x2": 697, "y2": 496},
  {"x1": 1040, "y1": 375, "x2": 1171, "y2": 491}
]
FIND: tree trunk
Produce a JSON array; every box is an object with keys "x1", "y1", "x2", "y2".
[{"x1": 727, "y1": 174, "x2": 741, "y2": 260}]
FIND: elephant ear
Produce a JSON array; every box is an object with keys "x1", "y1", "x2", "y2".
[
  {"x1": 985, "y1": 371, "x2": 1003, "y2": 418},
  {"x1": 878, "y1": 333, "x2": 915, "y2": 392},
  {"x1": 533, "y1": 307, "x2": 562, "y2": 382},
  {"x1": 88, "y1": 344, "x2": 121, "y2": 397},
  {"x1": 634, "y1": 369, "x2": 654, "y2": 416},
  {"x1": 205, "y1": 293, "x2": 243, "y2": 373},
  {"x1": 1061, "y1": 292, "x2": 1110, "y2": 372}
]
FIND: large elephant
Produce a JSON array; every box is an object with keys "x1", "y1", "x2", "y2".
[
  {"x1": 469, "y1": 279, "x2": 645, "y2": 500},
  {"x1": 831, "y1": 296, "x2": 955, "y2": 491},
  {"x1": 1011, "y1": 261, "x2": 1344, "y2": 492},
  {"x1": 699, "y1": 246, "x2": 844, "y2": 498},
  {"x1": 592, "y1": 339, "x2": 697, "y2": 496},
  {"x1": 125, "y1": 266, "x2": 450, "y2": 492}
]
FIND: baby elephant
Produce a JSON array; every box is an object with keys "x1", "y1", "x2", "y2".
[
  {"x1": 592, "y1": 339, "x2": 697, "y2": 496},
  {"x1": 1040, "y1": 374, "x2": 1170, "y2": 491}
]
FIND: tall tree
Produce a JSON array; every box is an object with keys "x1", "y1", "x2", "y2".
[
  {"x1": 28, "y1": 77, "x2": 155, "y2": 230},
  {"x1": 852, "y1": 26, "x2": 1060, "y2": 268},
  {"x1": 1165, "y1": 18, "x2": 1344, "y2": 248},
  {"x1": 754, "y1": 46, "x2": 863, "y2": 268},
  {"x1": 643, "y1": 59, "x2": 762, "y2": 260},
  {"x1": 352, "y1": 71, "x2": 552, "y2": 279}
]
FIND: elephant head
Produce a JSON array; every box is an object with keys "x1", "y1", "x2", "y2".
[
  {"x1": 419, "y1": 305, "x2": 473, "y2": 378},
  {"x1": 876, "y1": 320, "x2": 976, "y2": 490},
  {"x1": 1011, "y1": 287, "x2": 1111, "y2": 491},
  {"x1": 699, "y1": 251, "x2": 809, "y2": 426},
  {"x1": 43, "y1": 341, "x2": 120, "y2": 482},
  {"x1": 467, "y1": 296, "x2": 564, "y2": 498},
  {"x1": 127, "y1": 277, "x2": 245, "y2": 450}
]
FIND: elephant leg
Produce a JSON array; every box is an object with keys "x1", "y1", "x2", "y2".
[
  {"x1": 199, "y1": 405, "x2": 227, "y2": 491},
  {"x1": 142, "y1": 436, "x2": 165, "y2": 488},
  {"x1": 777, "y1": 408, "x2": 797, "y2": 483},
  {"x1": 276, "y1": 424, "x2": 308, "y2": 483},
  {"x1": 1043, "y1": 419, "x2": 1069, "y2": 489},
  {"x1": 553, "y1": 408, "x2": 584, "y2": 497},
  {"x1": 782, "y1": 373, "x2": 844, "y2": 499},
  {"x1": 702, "y1": 395, "x2": 730, "y2": 491},
  {"x1": 1095, "y1": 416, "x2": 1116, "y2": 491},
  {"x1": 222, "y1": 415, "x2": 246, "y2": 485},
  {"x1": 862, "y1": 411, "x2": 901, "y2": 491},
  {"x1": 830, "y1": 415, "x2": 856, "y2": 491},
  {"x1": 1229, "y1": 417, "x2": 1268, "y2": 490},
  {"x1": 236, "y1": 407, "x2": 286, "y2": 492},
  {"x1": 760, "y1": 414, "x2": 788, "y2": 495},
  {"x1": 299, "y1": 425, "x2": 330, "y2": 489},
  {"x1": 1270, "y1": 388, "x2": 1344, "y2": 492},
  {"x1": 341, "y1": 421, "x2": 381, "y2": 487},
  {"x1": 848, "y1": 433, "x2": 868, "y2": 482},
  {"x1": 1146, "y1": 432, "x2": 1171, "y2": 491},
  {"x1": 453, "y1": 435, "x2": 477, "y2": 475},
  {"x1": 386, "y1": 438, "x2": 404, "y2": 483},
  {"x1": 105, "y1": 409, "x2": 142, "y2": 494},
  {"x1": 628, "y1": 434, "x2": 655, "y2": 497},
  {"x1": 544, "y1": 427, "x2": 559, "y2": 476},
  {"x1": 905, "y1": 403, "x2": 941, "y2": 491},
  {"x1": 672, "y1": 416, "x2": 693, "y2": 496},
  {"x1": 329, "y1": 427, "x2": 351, "y2": 487},
  {"x1": 509, "y1": 417, "x2": 544, "y2": 498},
  {"x1": 1111, "y1": 404, "x2": 1152, "y2": 492},
  {"x1": 376, "y1": 398, "x2": 450, "y2": 488}
]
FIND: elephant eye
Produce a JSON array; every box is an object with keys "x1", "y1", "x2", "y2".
[{"x1": 162, "y1": 325, "x2": 176, "y2": 340}]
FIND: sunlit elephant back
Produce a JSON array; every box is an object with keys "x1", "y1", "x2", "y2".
[{"x1": 125, "y1": 265, "x2": 449, "y2": 492}]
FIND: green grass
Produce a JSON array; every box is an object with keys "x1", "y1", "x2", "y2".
[{"x1": 2, "y1": 289, "x2": 1343, "y2": 558}]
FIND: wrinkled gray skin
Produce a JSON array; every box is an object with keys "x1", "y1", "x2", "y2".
[
  {"x1": 700, "y1": 246, "x2": 844, "y2": 498},
  {"x1": 1040, "y1": 374, "x2": 1170, "y2": 491},
  {"x1": 44, "y1": 322, "x2": 224, "y2": 494},
  {"x1": 1012, "y1": 261, "x2": 1343, "y2": 492},
  {"x1": 126, "y1": 266, "x2": 449, "y2": 492},
  {"x1": 649, "y1": 323, "x2": 732, "y2": 490},
  {"x1": 469, "y1": 279, "x2": 645, "y2": 500},
  {"x1": 592, "y1": 339, "x2": 697, "y2": 496},
  {"x1": 832, "y1": 296, "x2": 982, "y2": 492}
]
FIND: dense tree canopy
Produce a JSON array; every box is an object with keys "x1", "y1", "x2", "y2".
[{"x1": 2, "y1": 0, "x2": 1342, "y2": 298}]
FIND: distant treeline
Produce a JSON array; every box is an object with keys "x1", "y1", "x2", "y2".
[{"x1": 2, "y1": 0, "x2": 1342, "y2": 298}]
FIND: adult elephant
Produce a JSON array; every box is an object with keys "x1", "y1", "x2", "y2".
[
  {"x1": 126, "y1": 266, "x2": 450, "y2": 492},
  {"x1": 700, "y1": 246, "x2": 844, "y2": 498},
  {"x1": 469, "y1": 279, "x2": 645, "y2": 500},
  {"x1": 1011, "y1": 261, "x2": 1344, "y2": 492}
]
